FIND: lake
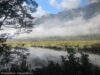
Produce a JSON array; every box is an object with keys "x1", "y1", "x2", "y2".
[
  {"x1": 28, "y1": 48, "x2": 100, "y2": 68},
  {"x1": 0, "y1": 48, "x2": 100, "y2": 70}
]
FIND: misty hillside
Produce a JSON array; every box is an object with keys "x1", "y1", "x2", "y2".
[{"x1": 7, "y1": 34, "x2": 100, "y2": 42}]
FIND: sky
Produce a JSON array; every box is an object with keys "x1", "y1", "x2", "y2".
[
  {"x1": 1, "y1": 0, "x2": 100, "y2": 39},
  {"x1": 35, "y1": 0, "x2": 89, "y2": 14}
]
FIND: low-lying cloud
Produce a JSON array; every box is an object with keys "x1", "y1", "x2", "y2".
[
  {"x1": 15, "y1": 14, "x2": 100, "y2": 38},
  {"x1": 1, "y1": 0, "x2": 100, "y2": 39},
  {"x1": 14, "y1": 0, "x2": 100, "y2": 39},
  {"x1": 90, "y1": 0, "x2": 100, "y2": 4}
]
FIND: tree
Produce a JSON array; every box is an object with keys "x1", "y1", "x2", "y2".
[
  {"x1": 0, "y1": 0, "x2": 38, "y2": 35},
  {"x1": 0, "y1": 0, "x2": 38, "y2": 72}
]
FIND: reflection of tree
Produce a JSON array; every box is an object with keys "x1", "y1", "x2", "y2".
[
  {"x1": 0, "y1": 40, "x2": 31, "y2": 72},
  {"x1": 0, "y1": 43, "x2": 12, "y2": 71},
  {"x1": 34, "y1": 48, "x2": 100, "y2": 75},
  {"x1": 10, "y1": 46, "x2": 30, "y2": 72},
  {"x1": 0, "y1": 36, "x2": 100, "y2": 74},
  {"x1": 82, "y1": 43, "x2": 100, "y2": 54},
  {"x1": 0, "y1": 41, "x2": 100, "y2": 74}
]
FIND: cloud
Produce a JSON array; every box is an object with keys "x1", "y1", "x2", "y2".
[
  {"x1": 89, "y1": 0, "x2": 100, "y2": 4},
  {"x1": 0, "y1": 28, "x2": 17, "y2": 38},
  {"x1": 4, "y1": 0, "x2": 100, "y2": 39},
  {"x1": 15, "y1": 13, "x2": 100, "y2": 38},
  {"x1": 33, "y1": 6, "x2": 47, "y2": 17},
  {"x1": 50, "y1": 0, "x2": 81, "y2": 9},
  {"x1": 14, "y1": 1, "x2": 100, "y2": 39}
]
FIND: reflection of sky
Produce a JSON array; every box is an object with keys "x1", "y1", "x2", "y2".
[{"x1": 35, "y1": 0, "x2": 89, "y2": 14}]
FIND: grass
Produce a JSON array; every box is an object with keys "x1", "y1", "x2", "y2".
[
  {"x1": 1, "y1": 40, "x2": 99, "y2": 45},
  {"x1": 1, "y1": 40, "x2": 100, "y2": 49},
  {"x1": 1, "y1": 40, "x2": 100, "y2": 53}
]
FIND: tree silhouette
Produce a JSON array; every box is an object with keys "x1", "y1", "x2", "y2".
[
  {"x1": 0, "y1": 0, "x2": 38, "y2": 34},
  {"x1": 0, "y1": 0, "x2": 38, "y2": 73}
]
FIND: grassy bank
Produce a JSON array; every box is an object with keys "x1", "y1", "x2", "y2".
[{"x1": 1, "y1": 40, "x2": 100, "y2": 54}]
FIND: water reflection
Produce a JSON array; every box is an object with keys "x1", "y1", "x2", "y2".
[
  {"x1": 27, "y1": 48, "x2": 67, "y2": 69},
  {"x1": 28, "y1": 48, "x2": 100, "y2": 67},
  {"x1": 0, "y1": 46, "x2": 100, "y2": 71},
  {"x1": 0, "y1": 45, "x2": 30, "y2": 72}
]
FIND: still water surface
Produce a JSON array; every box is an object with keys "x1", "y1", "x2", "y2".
[
  {"x1": 27, "y1": 48, "x2": 100, "y2": 67},
  {"x1": 0, "y1": 48, "x2": 100, "y2": 70}
]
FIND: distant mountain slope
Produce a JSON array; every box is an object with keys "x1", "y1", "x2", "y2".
[{"x1": 7, "y1": 34, "x2": 100, "y2": 42}]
